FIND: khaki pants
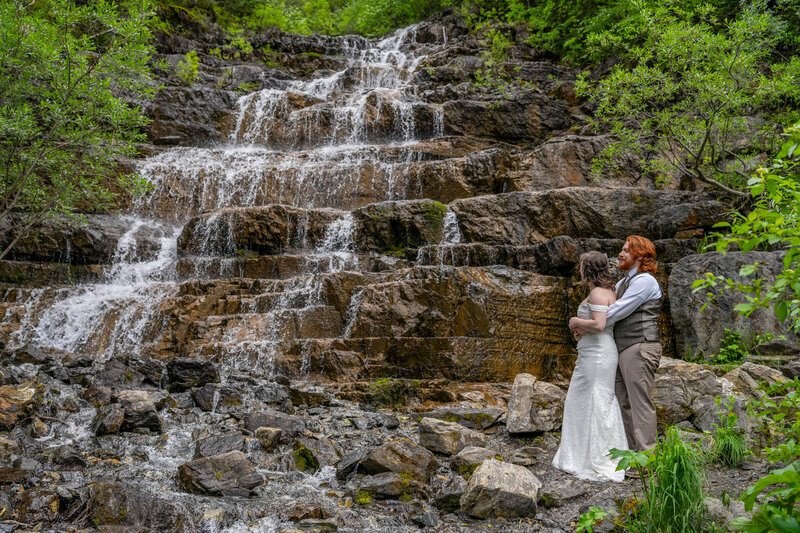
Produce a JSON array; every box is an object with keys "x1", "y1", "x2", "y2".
[{"x1": 615, "y1": 342, "x2": 662, "y2": 451}]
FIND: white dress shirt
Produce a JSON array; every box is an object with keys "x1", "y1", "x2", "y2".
[{"x1": 606, "y1": 267, "x2": 663, "y2": 326}]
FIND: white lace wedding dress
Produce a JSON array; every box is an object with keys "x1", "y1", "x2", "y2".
[{"x1": 552, "y1": 303, "x2": 627, "y2": 482}]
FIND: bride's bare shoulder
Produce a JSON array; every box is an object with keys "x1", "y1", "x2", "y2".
[{"x1": 588, "y1": 287, "x2": 616, "y2": 306}]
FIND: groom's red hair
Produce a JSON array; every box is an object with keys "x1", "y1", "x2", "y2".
[{"x1": 627, "y1": 235, "x2": 657, "y2": 275}]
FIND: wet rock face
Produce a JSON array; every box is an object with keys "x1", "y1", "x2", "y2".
[
  {"x1": 177, "y1": 450, "x2": 264, "y2": 497},
  {"x1": 166, "y1": 358, "x2": 220, "y2": 392},
  {"x1": 147, "y1": 86, "x2": 238, "y2": 145},
  {"x1": 0, "y1": 214, "x2": 170, "y2": 265}
]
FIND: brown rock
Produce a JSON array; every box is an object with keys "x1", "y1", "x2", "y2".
[
  {"x1": 0, "y1": 381, "x2": 43, "y2": 430},
  {"x1": 360, "y1": 438, "x2": 437, "y2": 482},
  {"x1": 177, "y1": 450, "x2": 264, "y2": 497}
]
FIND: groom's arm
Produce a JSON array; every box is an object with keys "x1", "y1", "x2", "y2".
[{"x1": 606, "y1": 276, "x2": 662, "y2": 326}]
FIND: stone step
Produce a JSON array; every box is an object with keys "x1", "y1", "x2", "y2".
[
  {"x1": 177, "y1": 188, "x2": 728, "y2": 260},
  {"x1": 0, "y1": 261, "x2": 106, "y2": 287},
  {"x1": 192, "y1": 335, "x2": 573, "y2": 383}
]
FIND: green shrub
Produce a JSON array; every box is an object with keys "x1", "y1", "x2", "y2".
[
  {"x1": 714, "y1": 329, "x2": 748, "y2": 365},
  {"x1": 176, "y1": 50, "x2": 200, "y2": 85},
  {"x1": 610, "y1": 427, "x2": 706, "y2": 533}
]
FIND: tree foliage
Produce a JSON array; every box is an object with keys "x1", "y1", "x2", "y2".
[
  {"x1": 693, "y1": 122, "x2": 800, "y2": 332},
  {"x1": 576, "y1": 2, "x2": 800, "y2": 196},
  {"x1": 0, "y1": 0, "x2": 156, "y2": 260}
]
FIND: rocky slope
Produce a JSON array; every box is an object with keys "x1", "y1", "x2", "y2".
[{"x1": 0, "y1": 11, "x2": 799, "y2": 533}]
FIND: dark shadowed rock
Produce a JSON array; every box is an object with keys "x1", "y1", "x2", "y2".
[
  {"x1": 336, "y1": 449, "x2": 369, "y2": 481},
  {"x1": 191, "y1": 384, "x2": 217, "y2": 411},
  {"x1": 414, "y1": 407, "x2": 504, "y2": 430},
  {"x1": 194, "y1": 431, "x2": 246, "y2": 458},
  {"x1": 127, "y1": 357, "x2": 166, "y2": 387},
  {"x1": 430, "y1": 473, "x2": 468, "y2": 513},
  {"x1": 166, "y1": 358, "x2": 220, "y2": 392},
  {"x1": 94, "y1": 404, "x2": 125, "y2": 436},
  {"x1": 177, "y1": 450, "x2": 264, "y2": 497},
  {"x1": 96, "y1": 359, "x2": 145, "y2": 390},
  {"x1": 245, "y1": 409, "x2": 307, "y2": 437},
  {"x1": 88, "y1": 482, "x2": 192, "y2": 531}
]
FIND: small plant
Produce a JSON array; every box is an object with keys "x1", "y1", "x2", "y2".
[
  {"x1": 714, "y1": 329, "x2": 748, "y2": 365},
  {"x1": 223, "y1": 28, "x2": 254, "y2": 60},
  {"x1": 731, "y1": 461, "x2": 800, "y2": 532},
  {"x1": 176, "y1": 50, "x2": 199, "y2": 86},
  {"x1": 709, "y1": 397, "x2": 748, "y2": 468},
  {"x1": 355, "y1": 490, "x2": 371, "y2": 505},
  {"x1": 576, "y1": 506, "x2": 610, "y2": 533}
]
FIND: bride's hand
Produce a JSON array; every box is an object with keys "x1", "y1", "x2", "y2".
[{"x1": 569, "y1": 317, "x2": 581, "y2": 329}]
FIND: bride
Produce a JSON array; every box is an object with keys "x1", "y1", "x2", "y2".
[{"x1": 553, "y1": 251, "x2": 627, "y2": 482}]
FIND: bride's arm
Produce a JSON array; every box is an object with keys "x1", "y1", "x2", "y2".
[{"x1": 568, "y1": 290, "x2": 611, "y2": 333}]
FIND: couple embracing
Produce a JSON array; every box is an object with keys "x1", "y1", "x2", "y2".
[{"x1": 552, "y1": 236, "x2": 663, "y2": 482}]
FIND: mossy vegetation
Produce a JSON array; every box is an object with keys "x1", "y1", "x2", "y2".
[
  {"x1": 367, "y1": 378, "x2": 420, "y2": 408},
  {"x1": 293, "y1": 443, "x2": 320, "y2": 473},
  {"x1": 355, "y1": 490, "x2": 371, "y2": 505}
]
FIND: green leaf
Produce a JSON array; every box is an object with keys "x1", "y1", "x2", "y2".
[
  {"x1": 775, "y1": 301, "x2": 789, "y2": 322},
  {"x1": 739, "y1": 264, "x2": 757, "y2": 277}
]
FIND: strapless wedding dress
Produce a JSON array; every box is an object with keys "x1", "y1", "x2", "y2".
[{"x1": 552, "y1": 303, "x2": 627, "y2": 482}]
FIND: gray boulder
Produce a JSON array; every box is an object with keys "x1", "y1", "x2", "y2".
[
  {"x1": 450, "y1": 446, "x2": 498, "y2": 476},
  {"x1": 460, "y1": 458, "x2": 541, "y2": 518},
  {"x1": 507, "y1": 373, "x2": 565, "y2": 434},
  {"x1": 418, "y1": 417, "x2": 486, "y2": 455},
  {"x1": 115, "y1": 390, "x2": 162, "y2": 433},
  {"x1": 669, "y1": 251, "x2": 798, "y2": 357}
]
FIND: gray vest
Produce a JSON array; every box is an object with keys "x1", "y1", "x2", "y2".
[{"x1": 614, "y1": 272, "x2": 662, "y2": 353}]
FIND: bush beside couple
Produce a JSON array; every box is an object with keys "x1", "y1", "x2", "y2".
[{"x1": 552, "y1": 236, "x2": 663, "y2": 482}]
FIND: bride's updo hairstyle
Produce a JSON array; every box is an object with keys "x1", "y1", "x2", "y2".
[{"x1": 579, "y1": 251, "x2": 616, "y2": 290}]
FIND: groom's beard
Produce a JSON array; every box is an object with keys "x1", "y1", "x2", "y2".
[{"x1": 619, "y1": 256, "x2": 635, "y2": 271}]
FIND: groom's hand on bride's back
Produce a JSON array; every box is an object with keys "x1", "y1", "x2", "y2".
[{"x1": 569, "y1": 323, "x2": 585, "y2": 341}]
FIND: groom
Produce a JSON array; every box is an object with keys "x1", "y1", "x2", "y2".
[{"x1": 572, "y1": 236, "x2": 663, "y2": 458}]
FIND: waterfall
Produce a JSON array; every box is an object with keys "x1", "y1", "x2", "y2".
[{"x1": 3, "y1": 21, "x2": 445, "y2": 370}]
